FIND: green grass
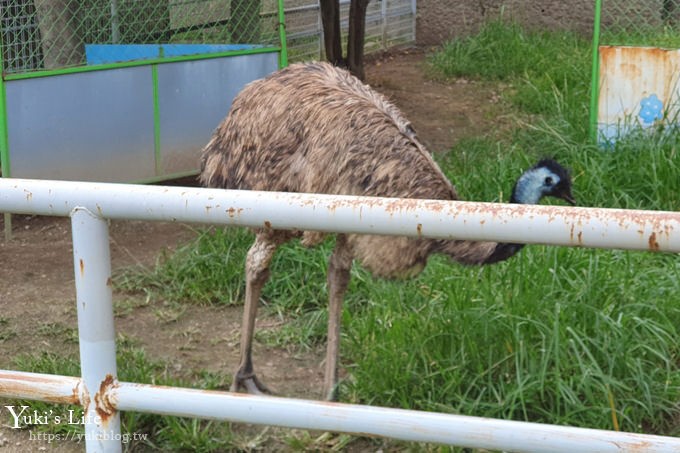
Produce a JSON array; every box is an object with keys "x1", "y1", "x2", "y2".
[
  {"x1": 603, "y1": 25, "x2": 680, "y2": 48},
  {"x1": 117, "y1": 227, "x2": 254, "y2": 306},
  {"x1": 115, "y1": 20, "x2": 680, "y2": 445},
  {"x1": 345, "y1": 248, "x2": 680, "y2": 431},
  {"x1": 6, "y1": 342, "x2": 235, "y2": 452},
  {"x1": 428, "y1": 19, "x2": 592, "y2": 137}
]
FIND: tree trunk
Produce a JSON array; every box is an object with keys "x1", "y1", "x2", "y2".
[
  {"x1": 347, "y1": 0, "x2": 369, "y2": 80},
  {"x1": 34, "y1": 0, "x2": 84, "y2": 69},
  {"x1": 319, "y1": 0, "x2": 344, "y2": 66},
  {"x1": 230, "y1": 0, "x2": 261, "y2": 44}
]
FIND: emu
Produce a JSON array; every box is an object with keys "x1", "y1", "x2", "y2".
[{"x1": 200, "y1": 62, "x2": 575, "y2": 400}]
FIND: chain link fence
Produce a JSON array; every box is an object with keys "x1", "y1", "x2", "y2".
[
  {"x1": 599, "y1": 0, "x2": 680, "y2": 46},
  {"x1": 0, "y1": 0, "x2": 281, "y2": 74},
  {"x1": 0, "y1": 0, "x2": 417, "y2": 74},
  {"x1": 284, "y1": 0, "x2": 415, "y2": 62}
]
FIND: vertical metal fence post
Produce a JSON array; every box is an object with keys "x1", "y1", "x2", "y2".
[
  {"x1": 411, "y1": 0, "x2": 417, "y2": 42},
  {"x1": 317, "y1": 0, "x2": 323, "y2": 60},
  {"x1": 381, "y1": 0, "x2": 388, "y2": 50},
  {"x1": 71, "y1": 207, "x2": 122, "y2": 453},
  {"x1": 589, "y1": 0, "x2": 602, "y2": 143},
  {"x1": 278, "y1": 0, "x2": 289, "y2": 67},
  {"x1": 0, "y1": 24, "x2": 13, "y2": 241}
]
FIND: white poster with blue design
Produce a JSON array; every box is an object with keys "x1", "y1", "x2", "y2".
[{"x1": 598, "y1": 46, "x2": 680, "y2": 145}]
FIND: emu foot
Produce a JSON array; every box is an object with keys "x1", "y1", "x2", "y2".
[
  {"x1": 323, "y1": 383, "x2": 339, "y2": 402},
  {"x1": 230, "y1": 371, "x2": 272, "y2": 395}
]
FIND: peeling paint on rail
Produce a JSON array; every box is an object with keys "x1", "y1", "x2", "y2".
[
  {"x1": 104, "y1": 381, "x2": 680, "y2": 452},
  {"x1": 95, "y1": 374, "x2": 119, "y2": 426},
  {"x1": 2, "y1": 179, "x2": 680, "y2": 452},
  {"x1": 1, "y1": 179, "x2": 680, "y2": 254},
  {"x1": 648, "y1": 232, "x2": 660, "y2": 251},
  {"x1": 0, "y1": 371, "x2": 82, "y2": 405}
]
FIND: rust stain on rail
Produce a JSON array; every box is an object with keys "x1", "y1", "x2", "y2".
[
  {"x1": 608, "y1": 438, "x2": 653, "y2": 452},
  {"x1": 84, "y1": 191, "x2": 680, "y2": 251},
  {"x1": 94, "y1": 374, "x2": 119, "y2": 425},
  {"x1": 648, "y1": 232, "x2": 660, "y2": 251},
  {"x1": 227, "y1": 207, "x2": 244, "y2": 218},
  {"x1": 79, "y1": 380, "x2": 91, "y2": 415},
  {"x1": 0, "y1": 373, "x2": 82, "y2": 405}
]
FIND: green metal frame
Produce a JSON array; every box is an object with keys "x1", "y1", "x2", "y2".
[
  {"x1": 0, "y1": 25, "x2": 10, "y2": 179},
  {"x1": 0, "y1": 26, "x2": 11, "y2": 239},
  {"x1": 3, "y1": 46, "x2": 282, "y2": 82},
  {"x1": 0, "y1": 76, "x2": 9, "y2": 180},
  {"x1": 1, "y1": 47, "x2": 283, "y2": 182},
  {"x1": 0, "y1": 3, "x2": 288, "y2": 239},
  {"x1": 278, "y1": 0, "x2": 288, "y2": 68},
  {"x1": 0, "y1": 7, "x2": 289, "y2": 171},
  {"x1": 589, "y1": 0, "x2": 603, "y2": 143},
  {"x1": 151, "y1": 64, "x2": 163, "y2": 176}
]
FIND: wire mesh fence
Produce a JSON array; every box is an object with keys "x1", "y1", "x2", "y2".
[
  {"x1": 284, "y1": 0, "x2": 416, "y2": 62},
  {"x1": 0, "y1": 0, "x2": 282, "y2": 74},
  {"x1": 0, "y1": 0, "x2": 417, "y2": 74},
  {"x1": 600, "y1": 0, "x2": 680, "y2": 47}
]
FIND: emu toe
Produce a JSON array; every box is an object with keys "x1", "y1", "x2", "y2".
[{"x1": 230, "y1": 371, "x2": 272, "y2": 395}]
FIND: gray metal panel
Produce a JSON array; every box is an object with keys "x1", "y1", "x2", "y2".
[
  {"x1": 6, "y1": 67, "x2": 156, "y2": 182},
  {"x1": 157, "y1": 52, "x2": 279, "y2": 174}
]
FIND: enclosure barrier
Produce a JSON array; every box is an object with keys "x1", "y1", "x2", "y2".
[
  {"x1": 0, "y1": 0, "x2": 286, "y2": 187},
  {"x1": 283, "y1": 0, "x2": 416, "y2": 62},
  {"x1": 1, "y1": 177, "x2": 680, "y2": 452},
  {"x1": 589, "y1": 0, "x2": 680, "y2": 141}
]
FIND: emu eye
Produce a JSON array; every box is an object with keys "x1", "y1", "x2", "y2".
[{"x1": 544, "y1": 176, "x2": 553, "y2": 186}]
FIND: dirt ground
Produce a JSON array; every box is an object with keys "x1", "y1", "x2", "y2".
[{"x1": 0, "y1": 48, "x2": 508, "y2": 451}]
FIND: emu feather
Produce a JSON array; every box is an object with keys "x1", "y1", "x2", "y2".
[{"x1": 200, "y1": 62, "x2": 574, "y2": 400}]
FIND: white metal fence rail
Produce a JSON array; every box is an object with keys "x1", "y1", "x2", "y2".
[{"x1": 1, "y1": 178, "x2": 680, "y2": 452}]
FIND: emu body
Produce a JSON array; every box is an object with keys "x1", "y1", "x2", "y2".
[{"x1": 200, "y1": 62, "x2": 574, "y2": 399}]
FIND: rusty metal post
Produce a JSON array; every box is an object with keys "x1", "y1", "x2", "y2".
[{"x1": 70, "y1": 207, "x2": 121, "y2": 453}]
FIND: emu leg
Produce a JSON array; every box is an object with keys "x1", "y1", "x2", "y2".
[
  {"x1": 323, "y1": 234, "x2": 353, "y2": 401},
  {"x1": 231, "y1": 232, "x2": 284, "y2": 394}
]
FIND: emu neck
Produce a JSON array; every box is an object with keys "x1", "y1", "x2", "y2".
[
  {"x1": 510, "y1": 168, "x2": 549, "y2": 204},
  {"x1": 434, "y1": 239, "x2": 525, "y2": 266},
  {"x1": 436, "y1": 169, "x2": 551, "y2": 265}
]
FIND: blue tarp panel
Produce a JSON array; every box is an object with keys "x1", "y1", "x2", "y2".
[{"x1": 85, "y1": 44, "x2": 257, "y2": 65}]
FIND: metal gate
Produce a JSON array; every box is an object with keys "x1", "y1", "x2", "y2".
[{"x1": 1, "y1": 178, "x2": 679, "y2": 452}]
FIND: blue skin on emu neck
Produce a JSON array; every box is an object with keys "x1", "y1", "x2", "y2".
[
  {"x1": 484, "y1": 166, "x2": 561, "y2": 264},
  {"x1": 511, "y1": 166, "x2": 561, "y2": 205}
]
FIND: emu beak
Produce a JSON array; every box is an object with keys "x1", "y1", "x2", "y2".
[{"x1": 559, "y1": 190, "x2": 576, "y2": 206}]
